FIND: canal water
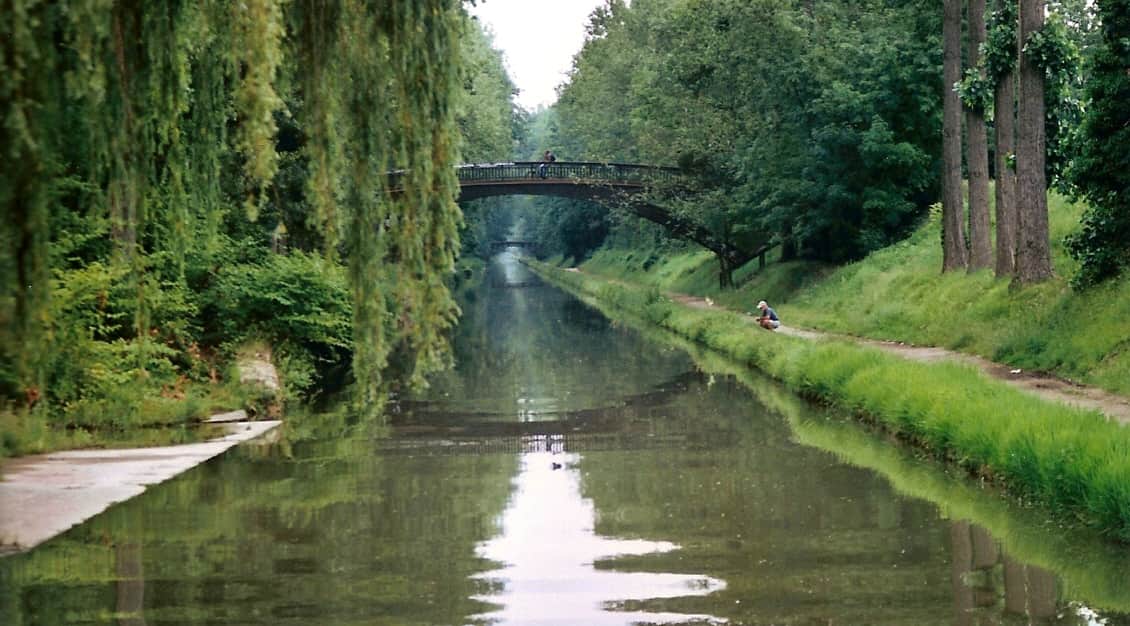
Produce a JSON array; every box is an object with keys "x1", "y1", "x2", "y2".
[{"x1": 4, "y1": 249, "x2": 1130, "y2": 625}]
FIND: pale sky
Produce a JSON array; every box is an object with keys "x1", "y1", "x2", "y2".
[{"x1": 467, "y1": 0, "x2": 609, "y2": 110}]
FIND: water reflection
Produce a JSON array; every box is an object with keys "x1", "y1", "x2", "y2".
[
  {"x1": 473, "y1": 451, "x2": 725, "y2": 625},
  {"x1": 946, "y1": 518, "x2": 1118, "y2": 625},
  {"x1": 5, "y1": 250, "x2": 1130, "y2": 625}
]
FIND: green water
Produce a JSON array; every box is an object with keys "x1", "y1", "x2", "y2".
[{"x1": 3, "y1": 250, "x2": 1130, "y2": 625}]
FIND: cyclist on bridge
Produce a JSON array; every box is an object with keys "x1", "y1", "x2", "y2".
[{"x1": 538, "y1": 150, "x2": 556, "y2": 179}]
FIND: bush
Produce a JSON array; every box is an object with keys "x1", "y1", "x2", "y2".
[
  {"x1": 204, "y1": 251, "x2": 352, "y2": 396},
  {"x1": 40, "y1": 263, "x2": 197, "y2": 422}
]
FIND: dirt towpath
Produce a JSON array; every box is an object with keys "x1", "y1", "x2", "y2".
[{"x1": 667, "y1": 293, "x2": 1130, "y2": 424}]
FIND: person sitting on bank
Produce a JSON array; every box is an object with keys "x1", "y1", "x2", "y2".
[{"x1": 756, "y1": 300, "x2": 780, "y2": 330}]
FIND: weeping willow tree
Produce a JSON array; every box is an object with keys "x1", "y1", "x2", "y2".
[{"x1": 1, "y1": 0, "x2": 465, "y2": 415}]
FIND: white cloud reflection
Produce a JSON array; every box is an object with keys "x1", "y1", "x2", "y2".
[{"x1": 473, "y1": 451, "x2": 726, "y2": 625}]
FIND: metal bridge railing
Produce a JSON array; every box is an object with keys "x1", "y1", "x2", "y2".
[
  {"x1": 388, "y1": 162, "x2": 676, "y2": 191},
  {"x1": 454, "y1": 161, "x2": 677, "y2": 185}
]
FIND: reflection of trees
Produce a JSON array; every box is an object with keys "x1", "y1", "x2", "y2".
[
  {"x1": 950, "y1": 520, "x2": 1059, "y2": 624},
  {"x1": 576, "y1": 374, "x2": 952, "y2": 625},
  {"x1": 0, "y1": 409, "x2": 518, "y2": 625},
  {"x1": 115, "y1": 542, "x2": 146, "y2": 626},
  {"x1": 559, "y1": 290, "x2": 1130, "y2": 622},
  {"x1": 419, "y1": 253, "x2": 693, "y2": 416}
]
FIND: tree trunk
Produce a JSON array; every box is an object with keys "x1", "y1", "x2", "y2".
[
  {"x1": 781, "y1": 231, "x2": 797, "y2": 261},
  {"x1": 718, "y1": 252, "x2": 735, "y2": 289},
  {"x1": 994, "y1": 63, "x2": 1018, "y2": 278},
  {"x1": 942, "y1": 0, "x2": 968, "y2": 271},
  {"x1": 966, "y1": 0, "x2": 993, "y2": 270},
  {"x1": 1014, "y1": 0, "x2": 1054, "y2": 284},
  {"x1": 993, "y1": 0, "x2": 1019, "y2": 278},
  {"x1": 950, "y1": 521, "x2": 975, "y2": 625}
]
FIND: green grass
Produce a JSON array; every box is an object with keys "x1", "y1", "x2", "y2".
[
  {"x1": 531, "y1": 260, "x2": 1130, "y2": 540},
  {"x1": 575, "y1": 193, "x2": 1130, "y2": 397},
  {"x1": 579, "y1": 245, "x2": 832, "y2": 314},
  {"x1": 0, "y1": 361, "x2": 266, "y2": 460}
]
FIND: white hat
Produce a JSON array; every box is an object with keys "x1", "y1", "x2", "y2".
[{"x1": 757, "y1": 300, "x2": 767, "y2": 308}]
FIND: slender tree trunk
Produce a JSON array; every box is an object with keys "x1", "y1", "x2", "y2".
[
  {"x1": 942, "y1": 0, "x2": 968, "y2": 271},
  {"x1": 994, "y1": 62, "x2": 1018, "y2": 277},
  {"x1": 1015, "y1": 0, "x2": 1053, "y2": 284},
  {"x1": 966, "y1": 0, "x2": 993, "y2": 270},
  {"x1": 781, "y1": 235, "x2": 797, "y2": 261},
  {"x1": 718, "y1": 252, "x2": 735, "y2": 289}
]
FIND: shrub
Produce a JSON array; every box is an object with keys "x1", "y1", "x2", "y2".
[{"x1": 204, "y1": 251, "x2": 352, "y2": 396}]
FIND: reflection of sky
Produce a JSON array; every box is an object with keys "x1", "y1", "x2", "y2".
[
  {"x1": 498, "y1": 248, "x2": 529, "y2": 284},
  {"x1": 473, "y1": 452, "x2": 726, "y2": 625}
]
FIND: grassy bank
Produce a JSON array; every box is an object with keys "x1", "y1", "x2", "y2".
[
  {"x1": 530, "y1": 260, "x2": 1130, "y2": 540},
  {"x1": 578, "y1": 194, "x2": 1130, "y2": 397},
  {"x1": 0, "y1": 358, "x2": 272, "y2": 459}
]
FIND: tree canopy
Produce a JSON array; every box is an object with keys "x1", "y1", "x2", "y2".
[
  {"x1": 0, "y1": 0, "x2": 484, "y2": 424},
  {"x1": 554, "y1": 0, "x2": 943, "y2": 264}
]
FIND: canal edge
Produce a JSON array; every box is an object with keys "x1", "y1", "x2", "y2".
[{"x1": 0, "y1": 350, "x2": 286, "y2": 557}]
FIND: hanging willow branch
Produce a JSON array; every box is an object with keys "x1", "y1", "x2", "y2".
[
  {"x1": 1, "y1": 0, "x2": 468, "y2": 414},
  {"x1": 231, "y1": 0, "x2": 286, "y2": 221}
]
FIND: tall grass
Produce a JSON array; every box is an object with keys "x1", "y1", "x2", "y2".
[
  {"x1": 577, "y1": 193, "x2": 1130, "y2": 397},
  {"x1": 532, "y1": 260, "x2": 1130, "y2": 540}
]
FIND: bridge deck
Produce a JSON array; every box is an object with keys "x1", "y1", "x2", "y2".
[{"x1": 455, "y1": 161, "x2": 677, "y2": 186}]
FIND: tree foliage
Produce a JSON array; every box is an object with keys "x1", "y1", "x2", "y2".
[
  {"x1": 454, "y1": 14, "x2": 528, "y2": 261},
  {"x1": 554, "y1": 0, "x2": 942, "y2": 264},
  {"x1": 1, "y1": 0, "x2": 476, "y2": 424},
  {"x1": 1066, "y1": 0, "x2": 1130, "y2": 286}
]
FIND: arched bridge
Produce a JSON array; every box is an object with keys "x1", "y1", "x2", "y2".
[
  {"x1": 489, "y1": 240, "x2": 540, "y2": 256},
  {"x1": 452, "y1": 162, "x2": 761, "y2": 280},
  {"x1": 455, "y1": 161, "x2": 676, "y2": 201}
]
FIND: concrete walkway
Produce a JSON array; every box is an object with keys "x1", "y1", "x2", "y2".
[{"x1": 0, "y1": 420, "x2": 280, "y2": 556}]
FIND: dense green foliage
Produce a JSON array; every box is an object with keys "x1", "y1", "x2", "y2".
[
  {"x1": 531, "y1": 0, "x2": 1117, "y2": 289},
  {"x1": 205, "y1": 250, "x2": 352, "y2": 395},
  {"x1": 553, "y1": 0, "x2": 943, "y2": 263},
  {"x1": 971, "y1": 0, "x2": 1086, "y2": 190},
  {"x1": 1066, "y1": 0, "x2": 1130, "y2": 286},
  {"x1": 454, "y1": 18, "x2": 529, "y2": 262},
  {"x1": 0, "y1": 2, "x2": 520, "y2": 455},
  {"x1": 533, "y1": 260, "x2": 1130, "y2": 540}
]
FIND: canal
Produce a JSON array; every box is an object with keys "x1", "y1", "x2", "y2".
[{"x1": 3, "y1": 249, "x2": 1130, "y2": 624}]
